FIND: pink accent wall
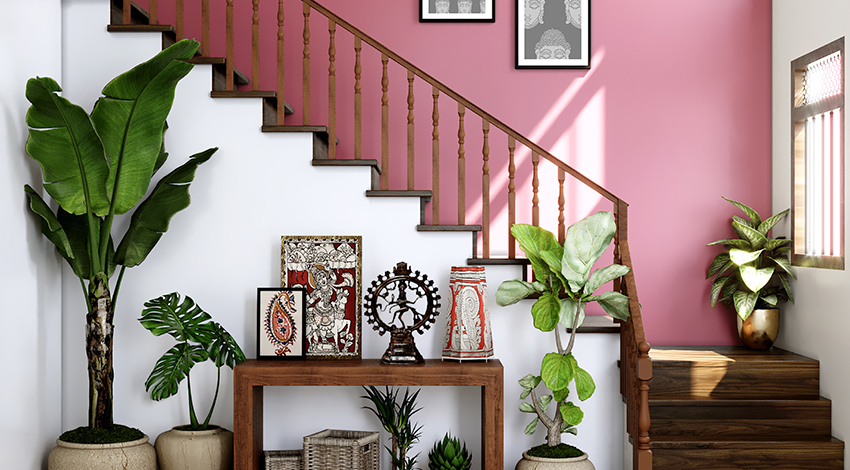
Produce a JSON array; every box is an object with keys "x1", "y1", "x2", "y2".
[{"x1": 147, "y1": 0, "x2": 772, "y2": 346}]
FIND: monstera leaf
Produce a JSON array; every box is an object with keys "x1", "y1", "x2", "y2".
[{"x1": 139, "y1": 292, "x2": 215, "y2": 344}]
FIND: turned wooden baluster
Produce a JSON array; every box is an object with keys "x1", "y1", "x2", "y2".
[
  {"x1": 226, "y1": 0, "x2": 234, "y2": 91},
  {"x1": 252, "y1": 0, "x2": 260, "y2": 91},
  {"x1": 406, "y1": 71, "x2": 415, "y2": 187},
  {"x1": 458, "y1": 104, "x2": 466, "y2": 225},
  {"x1": 482, "y1": 119, "x2": 491, "y2": 257},
  {"x1": 532, "y1": 152, "x2": 540, "y2": 227},
  {"x1": 276, "y1": 0, "x2": 285, "y2": 123},
  {"x1": 381, "y1": 54, "x2": 390, "y2": 189},
  {"x1": 558, "y1": 167, "x2": 566, "y2": 243},
  {"x1": 637, "y1": 341, "x2": 653, "y2": 469},
  {"x1": 354, "y1": 38, "x2": 362, "y2": 159},
  {"x1": 150, "y1": 0, "x2": 158, "y2": 25},
  {"x1": 303, "y1": 4, "x2": 312, "y2": 125},
  {"x1": 508, "y1": 136, "x2": 516, "y2": 258},
  {"x1": 201, "y1": 0, "x2": 209, "y2": 56},
  {"x1": 123, "y1": 0, "x2": 130, "y2": 25},
  {"x1": 432, "y1": 87, "x2": 440, "y2": 224},
  {"x1": 176, "y1": 0, "x2": 184, "y2": 40},
  {"x1": 328, "y1": 19, "x2": 337, "y2": 160}
]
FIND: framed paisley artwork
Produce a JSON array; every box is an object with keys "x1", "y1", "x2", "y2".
[
  {"x1": 257, "y1": 288, "x2": 306, "y2": 359},
  {"x1": 281, "y1": 236, "x2": 362, "y2": 359}
]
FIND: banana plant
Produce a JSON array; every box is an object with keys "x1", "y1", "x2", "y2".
[
  {"x1": 495, "y1": 211, "x2": 631, "y2": 448},
  {"x1": 23, "y1": 39, "x2": 217, "y2": 430},
  {"x1": 139, "y1": 292, "x2": 246, "y2": 430},
  {"x1": 707, "y1": 197, "x2": 796, "y2": 320}
]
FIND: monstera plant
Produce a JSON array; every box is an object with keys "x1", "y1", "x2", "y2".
[
  {"x1": 496, "y1": 211, "x2": 631, "y2": 460},
  {"x1": 23, "y1": 39, "x2": 216, "y2": 435}
]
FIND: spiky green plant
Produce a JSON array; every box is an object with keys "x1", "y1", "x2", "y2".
[
  {"x1": 428, "y1": 433, "x2": 472, "y2": 470},
  {"x1": 361, "y1": 386, "x2": 423, "y2": 470},
  {"x1": 707, "y1": 197, "x2": 796, "y2": 320}
]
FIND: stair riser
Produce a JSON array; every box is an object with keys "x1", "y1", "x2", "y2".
[
  {"x1": 652, "y1": 444, "x2": 844, "y2": 470},
  {"x1": 651, "y1": 363, "x2": 820, "y2": 399}
]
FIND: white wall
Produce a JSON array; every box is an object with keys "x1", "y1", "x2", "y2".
[
  {"x1": 52, "y1": 1, "x2": 626, "y2": 469},
  {"x1": 0, "y1": 1, "x2": 65, "y2": 469},
  {"x1": 773, "y1": 2, "x2": 850, "y2": 467}
]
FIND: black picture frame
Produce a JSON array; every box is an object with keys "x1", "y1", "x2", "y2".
[
  {"x1": 257, "y1": 287, "x2": 307, "y2": 360},
  {"x1": 516, "y1": 0, "x2": 590, "y2": 69},
  {"x1": 420, "y1": 0, "x2": 495, "y2": 22}
]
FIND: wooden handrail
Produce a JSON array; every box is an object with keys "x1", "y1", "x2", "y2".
[{"x1": 302, "y1": 0, "x2": 618, "y2": 205}]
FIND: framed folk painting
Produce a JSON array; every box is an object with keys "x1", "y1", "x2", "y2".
[
  {"x1": 281, "y1": 236, "x2": 362, "y2": 359},
  {"x1": 516, "y1": 0, "x2": 590, "y2": 69},
  {"x1": 257, "y1": 288, "x2": 307, "y2": 359},
  {"x1": 420, "y1": 0, "x2": 495, "y2": 22}
]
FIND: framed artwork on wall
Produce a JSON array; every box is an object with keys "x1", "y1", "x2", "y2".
[
  {"x1": 420, "y1": 0, "x2": 495, "y2": 22},
  {"x1": 516, "y1": 0, "x2": 590, "y2": 69},
  {"x1": 257, "y1": 287, "x2": 307, "y2": 359},
  {"x1": 281, "y1": 235, "x2": 362, "y2": 359}
]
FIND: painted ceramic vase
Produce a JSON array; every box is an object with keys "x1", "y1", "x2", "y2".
[{"x1": 442, "y1": 266, "x2": 493, "y2": 360}]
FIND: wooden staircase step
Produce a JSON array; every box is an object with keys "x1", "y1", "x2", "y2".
[
  {"x1": 365, "y1": 190, "x2": 432, "y2": 200},
  {"x1": 649, "y1": 347, "x2": 820, "y2": 400},
  {"x1": 466, "y1": 257, "x2": 530, "y2": 265},
  {"x1": 651, "y1": 438, "x2": 844, "y2": 470},
  {"x1": 262, "y1": 125, "x2": 330, "y2": 134},
  {"x1": 416, "y1": 225, "x2": 482, "y2": 232},
  {"x1": 650, "y1": 397, "x2": 833, "y2": 440}
]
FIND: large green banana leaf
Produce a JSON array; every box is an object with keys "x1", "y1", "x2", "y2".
[
  {"x1": 114, "y1": 147, "x2": 216, "y2": 267},
  {"x1": 91, "y1": 40, "x2": 199, "y2": 215},
  {"x1": 25, "y1": 77, "x2": 111, "y2": 216}
]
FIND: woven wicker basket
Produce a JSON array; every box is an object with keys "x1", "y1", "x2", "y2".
[
  {"x1": 302, "y1": 429, "x2": 380, "y2": 470},
  {"x1": 264, "y1": 449, "x2": 303, "y2": 470}
]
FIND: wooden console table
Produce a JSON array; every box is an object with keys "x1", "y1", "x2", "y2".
[{"x1": 234, "y1": 359, "x2": 503, "y2": 470}]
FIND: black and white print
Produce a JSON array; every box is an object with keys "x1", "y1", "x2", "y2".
[
  {"x1": 420, "y1": 0, "x2": 495, "y2": 22},
  {"x1": 516, "y1": 0, "x2": 589, "y2": 68}
]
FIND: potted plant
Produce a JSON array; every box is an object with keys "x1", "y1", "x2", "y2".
[
  {"x1": 361, "y1": 386, "x2": 423, "y2": 470},
  {"x1": 139, "y1": 292, "x2": 246, "y2": 470},
  {"x1": 707, "y1": 197, "x2": 795, "y2": 349},
  {"x1": 495, "y1": 211, "x2": 631, "y2": 469},
  {"x1": 25, "y1": 39, "x2": 217, "y2": 470},
  {"x1": 428, "y1": 433, "x2": 472, "y2": 470}
]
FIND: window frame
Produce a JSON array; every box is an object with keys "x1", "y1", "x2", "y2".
[{"x1": 791, "y1": 37, "x2": 845, "y2": 270}]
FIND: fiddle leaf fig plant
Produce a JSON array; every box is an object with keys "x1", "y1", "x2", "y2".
[
  {"x1": 707, "y1": 197, "x2": 795, "y2": 320},
  {"x1": 496, "y1": 211, "x2": 631, "y2": 450},
  {"x1": 139, "y1": 292, "x2": 246, "y2": 430},
  {"x1": 23, "y1": 39, "x2": 216, "y2": 432}
]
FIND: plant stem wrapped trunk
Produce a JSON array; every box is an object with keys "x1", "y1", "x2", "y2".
[{"x1": 86, "y1": 274, "x2": 114, "y2": 428}]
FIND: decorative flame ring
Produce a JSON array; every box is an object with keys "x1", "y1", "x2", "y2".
[{"x1": 363, "y1": 262, "x2": 441, "y2": 336}]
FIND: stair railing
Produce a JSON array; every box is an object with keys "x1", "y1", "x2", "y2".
[{"x1": 114, "y1": 0, "x2": 652, "y2": 467}]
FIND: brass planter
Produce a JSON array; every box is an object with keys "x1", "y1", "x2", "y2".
[{"x1": 736, "y1": 308, "x2": 780, "y2": 350}]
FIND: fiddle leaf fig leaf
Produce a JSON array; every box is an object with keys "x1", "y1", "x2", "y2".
[
  {"x1": 520, "y1": 388, "x2": 531, "y2": 400},
  {"x1": 559, "y1": 298, "x2": 584, "y2": 330},
  {"x1": 757, "y1": 209, "x2": 789, "y2": 235},
  {"x1": 541, "y1": 352, "x2": 575, "y2": 392},
  {"x1": 590, "y1": 291, "x2": 631, "y2": 321},
  {"x1": 733, "y1": 290, "x2": 758, "y2": 320},
  {"x1": 553, "y1": 387, "x2": 570, "y2": 403},
  {"x1": 562, "y1": 211, "x2": 616, "y2": 280},
  {"x1": 511, "y1": 224, "x2": 562, "y2": 282},
  {"x1": 574, "y1": 365, "x2": 596, "y2": 401},
  {"x1": 532, "y1": 293, "x2": 561, "y2": 332},
  {"x1": 724, "y1": 197, "x2": 762, "y2": 225},
  {"x1": 740, "y1": 265, "x2": 775, "y2": 293},
  {"x1": 560, "y1": 402, "x2": 584, "y2": 426},
  {"x1": 496, "y1": 279, "x2": 545, "y2": 306},
  {"x1": 524, "y1": 418, "x2": 539, "y2": 436},
  {"x1": 519, "y1": 402, "x2": 536, "y2": 413},
  {"x1": 518, "y1": 374, "x2": 542, "y2": 390},
  {"x1": 561, "y1": 424, "x2": 578, "y2": 436},
  {"x1": 584, "y1": 264, "x2": 630, "y2": 296},
  {"x1": 537, "y1": 394, "x2": 553, "y2": 413},
  {"x1": 729, "y1": 248, "x2": 762, "y2": 266}
]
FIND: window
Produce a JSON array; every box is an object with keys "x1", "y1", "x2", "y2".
[{"x1": 792, "y1": 37, "x2": 845, "y2": 270}]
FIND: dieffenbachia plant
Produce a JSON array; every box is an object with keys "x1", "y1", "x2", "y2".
[
  {"x1": 495, "y1": 211, "x2": 631, "y2": 447},
  {"x1": 23, "y1": 39, "x2": 216, "y2": 430},
  {"x1": 707, "y1": 197, "x2": 795, "y2": 320}
]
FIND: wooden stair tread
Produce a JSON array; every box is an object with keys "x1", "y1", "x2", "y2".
[
  {"x1": 650, "y1": 346, "x2": 817, "y2": 365},
  {"x1": 365, "y1": 190, "x2": 432, "y2": 199},
  {"x1": 652, "y1": 436, "x2": 844, "y2": 446},
  {"x1": 262, "y1": 125, "x2": 329, "y2": 133},
  {"x1": 312, "y1": 159, "x2": 382, "y2": 174},
  {"x1": 467, "y1": 257, "x2": 530, "y2": 265},
  {"x1": 650, "y1": 396, "x2": 832, "y2": 406},
  {"x1": 107, "y1": 24, "x2": 174, "y2": 33},
  {"x1": 417, "y1": 225, "x2": 482, "y2": 232}
]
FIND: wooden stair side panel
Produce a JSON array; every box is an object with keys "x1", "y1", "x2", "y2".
[
  {"x1": 651, "y1": 438, "x2": 845, "y2": 470},
  {"x1": 649, "y1": 347, "x2": 821, "y2": 400}
]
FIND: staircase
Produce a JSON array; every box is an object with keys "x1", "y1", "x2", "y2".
[{"x1": 649, "y1": 347, "x2": 845, "y2": 469}]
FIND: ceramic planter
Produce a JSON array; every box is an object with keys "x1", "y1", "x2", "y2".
[
  {"x1": 155, "y1": 425, "x2": 234, "y2": 470},
  {"x1": 737, "y1": 308, "x2": 780, "y2": 350},
  {"x1": 48, "y1": 435, "x2": 156, "y2": 470},
  {"x1": 515, "y1": 451, "x2": 595, "y2": 470}
]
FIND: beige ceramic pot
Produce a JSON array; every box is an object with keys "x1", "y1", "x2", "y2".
[
  {"x1": 515, "y1": 451, "x2": 595, "y2": 470},
  {"x1": 737, "y1": 308, "x2": 780, "y2": 350},
  {"x1": 48, "y1": 435, "x2": 156, "y2": 470},
  {"x1": 155, "y1": 425, "x2": 234, "y2": 470}
]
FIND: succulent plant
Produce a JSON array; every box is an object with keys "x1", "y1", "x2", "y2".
[{"x1": 428, "y1": 433, "x2": 472, "y2": 470}]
